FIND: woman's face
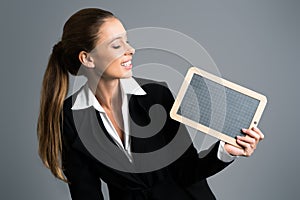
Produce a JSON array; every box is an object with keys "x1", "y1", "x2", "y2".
[{"x1": 89, "y1": 18, "x2": 135, "y2": 80}]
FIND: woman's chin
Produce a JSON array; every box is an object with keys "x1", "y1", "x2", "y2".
[{"x1": 121, "y1": 70, "x2": 133, "y2": 79}]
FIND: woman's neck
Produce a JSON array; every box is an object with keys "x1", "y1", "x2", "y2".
[{"x1": 88, "y1": 77, "x2": 121, "y2": 110}]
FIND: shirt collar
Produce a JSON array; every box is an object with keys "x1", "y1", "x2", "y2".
[{"x1": 71, "y1": 77, "x2": 146, "y2": 111}]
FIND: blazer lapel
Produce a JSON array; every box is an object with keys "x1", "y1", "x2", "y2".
[
  {"x1": 70, "y1": 107, "x2": 146, "y2": 186},
  {"x1": 127, "y1": 80, "x2": 165, "y2": 153}
]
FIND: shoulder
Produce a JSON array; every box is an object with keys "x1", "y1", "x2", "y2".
[
  {"x1": 63, "y1": 95, "x2": 73, "y2": 113},
  {"x1": 130, "y1": 77, "x2": 176, "y2": 114},
  {"x1": 61, "y1": 89, "x2": 83, "y2": 143},
  {"x1": 133, "y1": 76, "x2": 167, "y2": 88},
  {"x1": 133, "y1": 76, "x2": 171, "y2": 97},
  {"x1": 62, "y1": 86, "x2": 83, "y2": 114}
]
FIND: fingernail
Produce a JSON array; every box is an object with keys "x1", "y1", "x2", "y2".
[{"x1": 242, "y1": 128, "x2": 247, "y2": 132}]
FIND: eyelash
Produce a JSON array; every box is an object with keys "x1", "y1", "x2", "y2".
[
  {"x1": 112, "y1": 45, "x2": 121, "y2": 49},
  {"x1": 112, "y1": 41, "x2": 129, "y2": 49}
]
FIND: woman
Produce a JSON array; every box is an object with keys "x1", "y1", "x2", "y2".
[{"x1": 37, "y1": 8, "x2": 264, "y2": 200}]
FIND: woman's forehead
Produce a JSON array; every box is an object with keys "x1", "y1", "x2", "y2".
[{"x1": 97, "y1": 18, "x2": 127, "y2": 44}]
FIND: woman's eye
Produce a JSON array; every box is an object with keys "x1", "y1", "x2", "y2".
[{"x1": 112, "y1": 45, "x2": 121, "y2": 49}]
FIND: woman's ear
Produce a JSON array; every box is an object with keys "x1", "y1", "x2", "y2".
[{"x1": 78, "y1": 51, "x2": 95, "y2": 68}]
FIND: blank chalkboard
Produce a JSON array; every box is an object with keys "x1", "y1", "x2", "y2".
[{"x1": 170, "y1": 67, "x2": 267, "y2": 148}]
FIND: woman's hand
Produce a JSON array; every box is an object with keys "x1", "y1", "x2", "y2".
[{"x1": 224, "y1": 127, "x2": 264, "y2": 157}]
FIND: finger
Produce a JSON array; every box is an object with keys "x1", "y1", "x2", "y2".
[
  {"x1": 237, "y1": 136, "x2": 256, "y2": 149},
  {"x1": 242, "y1": 128, "x2": 261, "y2": 142},
  {"x1": 252, "y1": 127, "x2": 265, "y2": 140},
  {"x1": 236, "y1": 139, "x2": 253, "y2": 156},
  {"x1": 236, "y1": 138, "x2": 252, "y2": 149},
  {"x1": 237, "y1": 135, "x2": 256, "y2": 144},
  {"x1": 224, "y1": 143, "x2": 244, "y2": 156}
]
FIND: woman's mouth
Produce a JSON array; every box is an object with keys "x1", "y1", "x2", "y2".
[{"x1": 121, "y1": 60, "x2": 132, "y2": 69}]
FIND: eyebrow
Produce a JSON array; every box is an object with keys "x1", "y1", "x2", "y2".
[{"x1": 108, "y1": 35, "x2": 127, "y2": 44}]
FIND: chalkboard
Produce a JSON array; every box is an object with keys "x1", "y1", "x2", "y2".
[{"x1": 170, "y1": 67, "x2": 267, "y2": 148}]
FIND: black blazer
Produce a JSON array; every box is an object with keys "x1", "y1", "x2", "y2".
[{"x1": 61, "y1": 77, "x2": 232, "y2": 200}]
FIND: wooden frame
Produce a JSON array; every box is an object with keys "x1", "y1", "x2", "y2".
[{"x1": 170, "y1": 67, "x2": 267, "y2": 148}]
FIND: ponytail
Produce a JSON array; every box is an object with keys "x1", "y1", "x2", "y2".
[
  {"x1": 37, "y1": 42, "x2": 69, "y2": 182},
  {"x1": 37, "y1": 8, "x2": 116, "y2": 182}
]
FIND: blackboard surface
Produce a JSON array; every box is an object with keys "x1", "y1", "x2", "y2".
[{"x1": 170, "y1": 67, "x2": 267, "y2": 147}]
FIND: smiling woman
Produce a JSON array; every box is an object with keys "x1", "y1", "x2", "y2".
[
  {"x1": 80, "y1": 18, "x2": 135, "y2": 80},
  {"x1": 37, "y1": 7, "x2": 264, "y2": 200}
]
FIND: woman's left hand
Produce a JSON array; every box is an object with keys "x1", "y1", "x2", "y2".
[{"x1": 224, "y1": 127, "x2": 264, "y2": 157}]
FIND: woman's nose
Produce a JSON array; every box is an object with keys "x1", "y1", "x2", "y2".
[{"x1": 125, "y1": 43, "x2": 135, "y2": 55}]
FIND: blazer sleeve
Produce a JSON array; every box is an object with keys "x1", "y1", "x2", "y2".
[
  {"x1": 159, "y1": 82, "x2": 233, "y2": 187},
  {"x1": 61, "y1": 100, "x2": 104, "y2": 200}
]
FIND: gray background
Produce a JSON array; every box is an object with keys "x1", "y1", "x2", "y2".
[{"x1": 1, "y1": 0, "x2": 299, "y2": 199}]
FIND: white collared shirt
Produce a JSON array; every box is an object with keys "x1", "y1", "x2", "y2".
[
  {"x1": 72, "y1": 77, "x2": 146, "y2": 162},
  {"x1": 71, "y1": 77, "x2": 235, "y2": 163}
]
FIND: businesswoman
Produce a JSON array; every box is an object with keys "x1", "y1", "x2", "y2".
[{"x1": 37, "y1": 8, "x2": 264, "y2": 200}]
